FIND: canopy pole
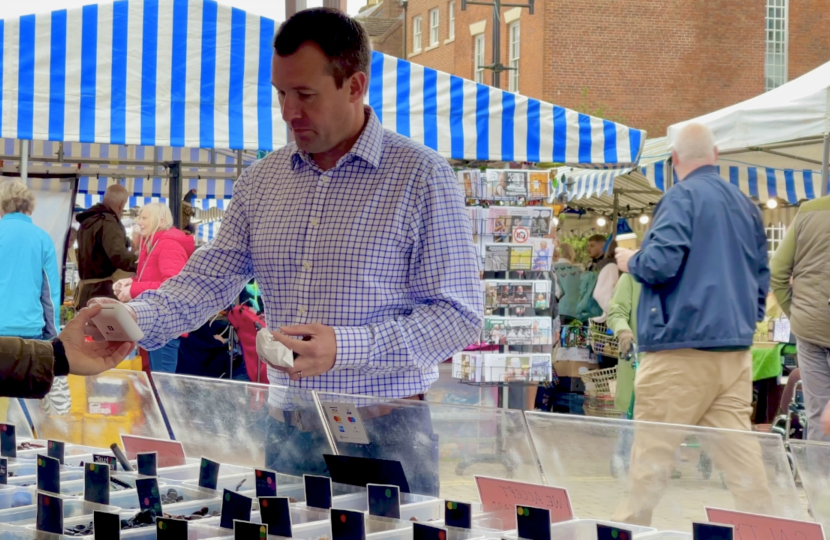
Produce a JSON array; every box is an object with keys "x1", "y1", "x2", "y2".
[
  {"x1": 20, "y1": 140, "x2": 29, "y2": 180},
  {"x1": 822, "y1": 132, "x2": 829, "y2": 197},
  {"x1": 610, "y1": 191, "x2": 619, "y2": 243}
]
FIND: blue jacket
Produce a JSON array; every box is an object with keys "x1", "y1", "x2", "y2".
[
  {"x1": 629, "y1": 166, "x2": 768, "y2": 352},
  {"x1": 0, "y1": 213, "x2": 61, "y2": 339}
]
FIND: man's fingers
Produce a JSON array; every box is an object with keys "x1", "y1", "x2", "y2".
[
  {"x1": 279, "y1": 324, "x2": 320, "y2": 337},
  {"x1": 73, "y1": 304, "x2": 102, "y2": 324},
  {"x1": 270, "y1": 331, "x2": 314, "y2": 355},
  {"x1": 87, "y1": 297, "x2": 120, "y2": 308}
]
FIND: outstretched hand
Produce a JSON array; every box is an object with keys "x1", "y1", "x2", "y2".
[
  {"x1": 61, "y1": 304, "x2": 136, "y2": 376},
  {"x1": 270, "y1": 324, "x2": 337, "y2": 381}
]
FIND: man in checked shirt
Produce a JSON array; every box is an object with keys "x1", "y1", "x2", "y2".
[{"x1": 89, "y1": 8, "x2": 482, "y2": 494}]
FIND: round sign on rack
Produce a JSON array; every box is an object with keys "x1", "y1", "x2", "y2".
[{"x1": 512, "y1": 226, "x2": 530, "y2": 243}]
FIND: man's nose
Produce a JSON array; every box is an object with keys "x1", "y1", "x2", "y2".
[{"x1": 281, "y1": 95, "x2": 303, "y2": 123}]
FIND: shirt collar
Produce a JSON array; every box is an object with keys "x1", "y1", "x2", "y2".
[
  {"x1": 1, "y1": 212, "x2": 32, "y2": 223},
  {"x1": 291, "y1": 106, "x2": 384, "y2": 172},
  {"x1": 685, "y1": 164, "x2": 719, "y2": 180}
]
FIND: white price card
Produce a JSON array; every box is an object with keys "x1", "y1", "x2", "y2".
[{"x1": 320, "y1": 402, "x2": 370, "y2": 445}]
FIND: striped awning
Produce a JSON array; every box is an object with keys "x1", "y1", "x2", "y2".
[
  {"x1": 75, "y1": 193, "x2": 230, "y2": 211},
  {"x1": 197, "y1": 221, "x2": 220, "y2": 243},
  {"x1": 0, "y1": 0, "x2": 645, "y2": 167}
]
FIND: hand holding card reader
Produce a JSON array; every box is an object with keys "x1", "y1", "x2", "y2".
[{"x1": 91, "y1": 304, "x2": 144, "y2": 342}]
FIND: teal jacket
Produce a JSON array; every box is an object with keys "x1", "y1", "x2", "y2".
[
  {"x1": 0, "y1": 213, "x2": 61, "y2": 339},
  {"x1": 554, "y1": 261, "x2": 582, "y2": 319}
]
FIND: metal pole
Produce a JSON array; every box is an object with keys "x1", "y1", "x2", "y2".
[
  {"x1": 20, "y1": 140, "x2": 29, "y2": 180},
  {"x1": 821, "y1": 132, "x2": 829, "y2": 197},
  {"x1": 491, "y1": 2, "x2": 500, "y2": 88},
  {"x1": 167, "y1": 161, "x2": 183, "y2": 229}
]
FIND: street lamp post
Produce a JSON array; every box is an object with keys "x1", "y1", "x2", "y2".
[{"x1": 461, "y1": 0, "x2": 534, "y2": 89}]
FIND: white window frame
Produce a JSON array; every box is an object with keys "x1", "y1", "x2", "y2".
[
  {"x1": 765, "y1": 0, "x2": 788, "y2": 91},
  {"x1": 448, "y1": 1, "x2": 455, "y2": 40},
  {"x1": 508, "y1": 22, "x2": 520, "y2": 92},
  {"x1": 474, "y1": 34, "x2": 485, "y2": 84},
  {"x1": 429, "y1": 8, "x2": 439, "y2": 47},
  {"x1": 413, "y1": 15, "x2": 422, "y2": 52}
]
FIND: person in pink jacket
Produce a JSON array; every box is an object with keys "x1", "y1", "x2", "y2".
[{"x1": 114, "y1": 203, "x2": 195, "y2": 373}]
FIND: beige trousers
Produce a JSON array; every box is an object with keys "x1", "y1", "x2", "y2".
[{"x1": 612, "y1": 349, "x2": 774, "y2": 526}]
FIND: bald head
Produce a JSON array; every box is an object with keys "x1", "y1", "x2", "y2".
[
  {"x1": 102, "y1": 184, "x2": 129, "y2": 214},
  {"x1": 672, "y1": 123, "x2": 718, "y2": 181}
]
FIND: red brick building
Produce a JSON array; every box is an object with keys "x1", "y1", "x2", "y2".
[{"x1": 399, "y1": 0, "x2": 830, "y2": 137}]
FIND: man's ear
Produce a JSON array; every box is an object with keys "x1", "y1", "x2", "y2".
[{"x1": 348, "y1": 71, "x2": 368, "y2": 104}]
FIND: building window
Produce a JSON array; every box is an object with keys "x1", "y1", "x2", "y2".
[
  {"x1": 429, "y1": 8, "x2": 439, "y2": 47},
  {"x1": 765, "y1": 0, "x2": 788, "y2": 90},
  {"x1": 474, "y1": 34, "x2": 485, "y2": 83},
  {"x1": 448, "y1": 1, "x2": 455, "y2": 40},
  {"x1": 508, "y1": 22, "x2": 520, "y2": 92},
  {"x1": 413, "y1": 15, "x2": 422, "y2": 52}
]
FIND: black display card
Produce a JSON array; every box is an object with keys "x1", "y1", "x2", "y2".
[
  {"x1": 0, "y1": 457, "x2": 7, "y2": 485},
  {"x1": 136, "y1": 477, "x2": 163, "y2": 515},
  {"x1": 445, "y1": 501, "x2": 472, "y2": 529},
  {"x1": 517, "y1": 506, "x2": 551, "y2": 540},
  {"x1": 693, "y1": 523, "x2": 735, "y2": 540},
  {"x1": 259, "y1": 497, "x2": 292, "y2": 538},
  {"x1": 323, "y1": 454, "x2": 410, "y2": 493},
  {"x1": 94, "y1": 511, "x2": 121, "y2": 540},
  {"x1": 36, "y1": 492, "x2": 63, "y2": 534},
  {"x1": 367, "y1": 484, "x2": 401, "y2": 519},
  {"x1": 157, "y1": 517, "x2": 189, "y2": 540},
  {"x1": 0, "y1": 424, "x2": 16, "y2": 458},
  {"x1": 234, "y1": 520, "x2": 268, "y2": 539},
  {"x1": 93, "y1": 454, "x2": 117, "y2": 472},
  {"x1": 304, "y1": 475, "x2": 332, "y2": 510},
  {"x1": 85, "y1": 462, "x2": 111, "y2": 505},
  {"x1": 199, "y1": 457, "x2": 221, "y2": 490},
  {"x1": 413, "y1": 523, "x2": 449, "y2": 540},
  {"x1": 255, "y1": 468, "x2": 277, "y2": 498},
  {"x1": 331, "y1": 509, "x2": 365, "y2": 540},
  {"x1": 37, "y1": 455, "x2": 60, "y2": 494},
  {"x1": 47, "y1": 440, "x2": 65, "y2": 465},
  {"x1": 220, "y1": 489, "x2": 253, "y2": 530},
  {"x1": 137, "y1": 452, "x2": 157, "y2": 477},
  {"x1": 597, "y1": 524, "x2": 633, "y2": 540}
]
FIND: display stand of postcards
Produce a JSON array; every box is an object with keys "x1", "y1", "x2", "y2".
[{"x1": 452, "y1": 168, "x2": 557, "y2": 387}]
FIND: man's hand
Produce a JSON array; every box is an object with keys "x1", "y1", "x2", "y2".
[
  {"x1": 617, "y1": 329, "x2": 634, "y2": 357},
  {"x1": 61, "y1": 305, "x2": 135, "y2": 376},
  {"x1": 615, "y1": 248, "x2": 637, "y2": 273},
  {"x1": 84, "y1": 298, "x2": 138, "y2": 341},
  {"x1": 114, "y1": 279, "x2": 133, "y2": 303},
  {"x1": 822, "y1": 401, "x2": 830, "y2": 435},
  {"x1": 270, "y1": 324, "x2": 337, "y2": 381}
]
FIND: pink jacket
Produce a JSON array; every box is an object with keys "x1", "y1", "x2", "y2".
[{"x1": 130, "y1": 228, "x2": 195, "y2": 297}]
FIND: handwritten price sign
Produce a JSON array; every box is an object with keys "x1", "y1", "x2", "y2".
[
  {"x1": 475, "y1": 476, "x2": 573, "y2": 529},
  {"x1": 706, "y1": 508, "x2": 825, "y2": 540}
]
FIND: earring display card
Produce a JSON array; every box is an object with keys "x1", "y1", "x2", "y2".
[
  {"x1": 597, "y1": 524, "x2": 633, "y2": 540},
  {"x1": 0, "y1": 424, "x2": 16, "y2": 458},
  {"x1": 47, "y1": 440, "x2": 65, "y2": 465},
  {"x1": 136, "y1": 477, "x2": 163, "y2": 515},
  {"x1": 517, "y1": 506, "x2": 551, "y2": 540},
  {"x1": 220, "y1": 489, "x2": 253, "y2": 530},
  {"x1": 93, "y1": 454, "x2": 117, "y2": 472},
  {"x1": 94, "y1": 511, "x2": 121, "y2": 540},
  {"x1": 157, "y1": 517, "x2": 189, "y2": 539},
  {"x1": 36, "y1": 493, "x2": 63, "y2": 534},
  {"x1": 0, "y1": 458, "x2": 7, "y2": 485},
  {"x1": 137, "y1": 452, "x2": 158, "y2": 477},
  {"x1": 234, "y1": 520, "x2": 268, "y2": 539},
  {"x1": 367, "y1": 484, "x2": 401, "y2": 519},
  {"x1": 444, "y1": 501, "x2": 472, "y2": 529},
  {"x1": 259, "y1": 497, "x2": 292, "y2": 539},
  {"x1": 85, "y1": 463, "x2": 111, "y2": 505},
  {"x1": 693, "y1": 523, "x2": 735, "y2": 540},
  {"x1": 413, "y1": 523, "x2": 449, "y2": 540},
  {"x1": 255, "y1": 469, "x2": 277, "y2": 498},
  {"x1": 37, "y1": 455, "x2": 61, "y2": 494},
  {"x1": 304, "y1": 475, "x2": 332, "y2": 510},
  {"x1": 331, "y1": 509, "x2": 366, "y2": 540},
  {"x1": 199, "y1": 457, "x2": 221, "y2": 490}
]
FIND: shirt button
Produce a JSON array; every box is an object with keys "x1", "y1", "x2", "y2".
[
  {"x1": 303, "y1": 261, "x2": 312, "y2": 271},
  {"x1": 320, "y1": 175, "x2": 330, "y2": 184},
  {"x1": 298, "y1": 305, "x2": 308, "y2": 315},
  {"x1": 310, "y1": 217, "x2": 319, "y2": 227}
]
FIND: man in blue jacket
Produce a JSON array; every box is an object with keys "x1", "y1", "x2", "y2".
[{"x1": 612, "y1": 123, "x2": 773, "y2": 525}]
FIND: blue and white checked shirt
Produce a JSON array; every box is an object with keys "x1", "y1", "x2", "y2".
[{"x1": 131, "y1": 107, "x2": 483, "y2": 398}]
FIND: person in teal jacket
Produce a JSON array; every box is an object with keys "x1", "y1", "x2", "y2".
[
  {"x1": 553, "y1": 243, "x2": 583, "y2": 321},
  {"x1": 0, "y1": 181, "x2": 61, "y2": 340}
]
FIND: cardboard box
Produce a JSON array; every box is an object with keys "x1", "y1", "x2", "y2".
[
  {"x1": 553, "y1": 360, "x2": 598, "y2": 378},
  {"x1": 558, "y1": 376, "x2": 586, "y2": 394}
]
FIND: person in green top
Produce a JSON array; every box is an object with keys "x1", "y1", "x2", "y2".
[{"x1": 607, "y1": 273, "x2": 639, "y2": 414}]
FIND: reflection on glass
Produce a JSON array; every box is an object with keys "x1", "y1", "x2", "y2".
[
  {"x1": 525, "y1": 412, "x2": 802, "y2": 530},
  {"x1": 0, "y1": 398, "x2": 34, "y2": 439},
  {"x1": 789, "y1": 440, "x2": 830, "y2": 532},
  {"x1": 22, "y1": 372, "x2": 167, "y2": 446},
  {"x1": 318, "y1": 392, "x2": 541, "y2": 501}
]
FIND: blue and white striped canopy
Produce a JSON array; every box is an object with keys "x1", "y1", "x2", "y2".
[{"x1": 0, "y1": 0, "x2": 646, "y2": 166}]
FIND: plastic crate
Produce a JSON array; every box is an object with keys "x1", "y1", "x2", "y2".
[{"x1": 0, "y1": 499, "x2": 120, "y2": 532}]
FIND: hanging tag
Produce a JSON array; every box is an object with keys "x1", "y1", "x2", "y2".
[
  {"x1": 517, "y1": 506, "x2": 551, "y2": 540},
  {"x1": 36, "y1": 492, "x2": 64, "y2": 534},
  {"x1": 220, "y1": 489, "x2": 253, "y2": 530},
  {"x1": 445, "y1": 501, "x2": 472, "y2": 529},
  {"x1": 255, "y1": 468, "x2": 278, "y2": 498},
  {"x1": 304, "y1": 475, "x2": 332, "y2": 510},
  {"x1": 367, "y1": 484, "x2": 401, "y2": 519},
  {"x1": 94, "y1": 511, "x2": 121, "y2": 540},
  {"x1": 37, "y1": 455, "x2": 61, "y2": 494},
  {"x1": 0, "y1": 424, "x2": 17, "y2": 458},
  {"x1": 331, "y1": 509, "x2": 366, "y2": 540},
  {"x1": 234, "y1": 520, "x2": 268, "y2": 539},
  {"x1": 259, "y1": 497, "x2": 292, "y2": 539},
  {"x1": 47, "y1": 440, "x2": 65, "y2": 465},
  {"x1": 84, "y1": 462, "x2": 111, "y2": 505},
  {"x1": 137, "y1": 452, "x2": 158, "y2": 477},
  {"x1": 198, "y1": 457, "x2": 221, "y2": 490}
]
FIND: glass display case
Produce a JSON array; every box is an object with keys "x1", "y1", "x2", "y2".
[
  {"x1": 525, "y1": 412, "x2": 803, "y2": 531},
  {"x1": 788, "y1": 440, "x2": 829, "y2": 532},
  {"x1": 0, "y1": 399, "x2": 33, "y2": 439}
]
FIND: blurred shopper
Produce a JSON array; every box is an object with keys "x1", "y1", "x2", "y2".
[
  {"x1": 607, "y1": 272, "x2": 640, "y2": 415},
  {"x1": 769, "y1": 195, "x2": 830, "y2": 441},
  {"x1": 554, "y1": 243, "x2": 583, "y2": 323},
  {"x1": 0, "y1": 181, "x2": 61, "y2": 341},
  {"x1": 591, "y1": 239, "x2": 619, "y2": 323},
  {"x1": 114, "y1": 203, "x2": 194, "y2": 373},
  {"x1": 75, "y1": 184, "x2": 137, "y2": 309},
  {"x1": 613, "y1": 123, "x2": 773, "y2": 525},
  {"x1": 576, "y1": 234, "x2": 609, "y2": 321}
]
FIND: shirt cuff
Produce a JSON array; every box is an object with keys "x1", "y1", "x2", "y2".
[
  {"x1": 332, "y1": 326, "x2": 373, "y2": 370},
  {"x1": 51, "y1": 338, "x2": 69, "y2": 377},
  {"x1": 129, "y1": 301, "x2": 165, "y2": 350}
]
